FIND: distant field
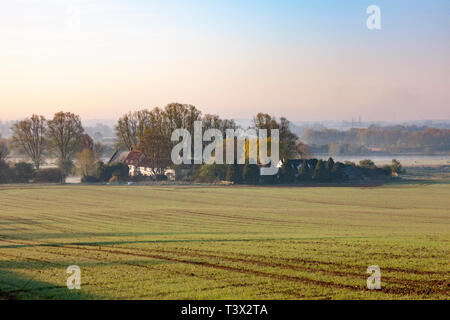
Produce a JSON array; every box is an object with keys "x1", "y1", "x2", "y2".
[{"x1": 0, "y1": 183, "x2": 449, "y2": 299}]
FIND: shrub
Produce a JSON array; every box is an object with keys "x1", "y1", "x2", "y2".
[
  {"x1": 0, "y1": 160, "x2": 13, "y2": 183},
  {"x1": 13, "y1": 162, "x2": 35, "y2": 183},
  {"x1": 81, "y1": 175, "x2": 100, "y2": 183},
  {"x1": 95, "y1": 162, "x2": 129, "y2": 182},
  {"x1": 196, "y1": 164, "x2": 226, "y2": 183},
  {"x1": 34, "y1": 168, "x2": 63, "y2": 183}
]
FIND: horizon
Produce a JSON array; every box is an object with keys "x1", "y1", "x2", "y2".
[{"x1": 1, "y1": 0, "x2": 449, "y2": 121}]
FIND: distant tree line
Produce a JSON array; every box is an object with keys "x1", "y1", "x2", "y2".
[
  {"x1": 0, "y1": 104, "x2": 406, "y2": 185},
  {"x1": 0, "y1": 112, "x2": 107, "y2": 184},
  {"x1": 302, "y1": 126, "x2": 450, "y2": 154},
  {"x1": 189, "y1": 158, "x2": 402, "y2": 184}
]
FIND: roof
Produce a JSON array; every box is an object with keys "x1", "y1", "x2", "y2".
[
  {"x1": 124, "y1": 150, "x2": 143, "y2": 166},
  {"x1": 109, "y1": 149, "x2": 150, "y2": 167}
]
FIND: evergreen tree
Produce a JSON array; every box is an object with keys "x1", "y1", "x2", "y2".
[
  {"x1": 325, "y1": 157, "x2": 335, "y2": 171},
  {"x1": 331, "y1": 162, "x2": 343, "y2": 181},
  {"x1": 298, "y1": 160, "x2": 311, "y2": 182},
  {"x1": 279, "y1": 162, "x2": 296, "y2": 183},
  {"x1": 226, "y1": 164, "x2": 236, "y2": 183},
  {"x1": 242, "y1": 164, "x2": 260, "y2": 184},
  {"x1": 313, "y1": 160, "x2": 329, "y2": 182}
]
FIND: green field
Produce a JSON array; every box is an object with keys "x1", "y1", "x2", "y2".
[{"x1": 0, "y1": 183, "x2": 449, "y2": 299}]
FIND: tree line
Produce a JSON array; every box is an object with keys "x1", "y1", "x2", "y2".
[
  {"x1": 190, "y1": 158, "x2": 402, "y2": 184},
  {"x1": 0, "y1": 112, "x2": 104, "y2": 184},
  {"x1": 302, "y1": 126, "x2": 450, "y2": 154},
  {"x1": 0, "y1": 103, "x2": 404, "y2": 185}
]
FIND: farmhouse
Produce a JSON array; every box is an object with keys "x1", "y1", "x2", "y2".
[{"x1": 108, "y1": 149, "x2": 176, "y2": 180}]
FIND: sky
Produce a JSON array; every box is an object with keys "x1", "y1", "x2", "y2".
[{"x1": 0, "y1": 0, "x2": 449, "y2": 122}]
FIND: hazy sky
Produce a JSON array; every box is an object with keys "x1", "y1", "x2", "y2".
[{"x1": 1, "y1": 0, "x2": 449, "y2": 121}]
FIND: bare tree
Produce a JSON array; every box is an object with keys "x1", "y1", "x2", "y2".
[
  {"x1": 115, "y1": 111, "x2": 151, "y2": 150},
  {"x1": 47, "y1": 112, "x2": 84, "y2": 182},
  {"x1": 11, "y1": 115, "x2": 46, "y2": 169},
  {"x1": 138, "y1": 108, "x2": 172, "y2": 177}
]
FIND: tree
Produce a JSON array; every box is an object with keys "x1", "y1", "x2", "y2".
[
  {"x1": 331, "y1": 162, "x2": 343, "y2": 181},
  {"x1": 358, "y1": 159, "x2": 376, "y2": 169},
  {"x1": 279, "y1": 162, "x2": 296, "y2": 183},
  {"x1": 298, "y1": 160, "x2": 311, "y2": 181},
  {"x1": 10, "y1": 115, "x2": 46, "y2": 169},
  {"x1": 47, "y1": 112, "x2": 84, "y2": 183},
  {"x1": 0, "y1": 138, "x2": 9, "y2": 161},
  {"x1": 253, "y1": 113, "x2": 299, "y2": 160},
  {"x1": 138, "y1": 108, "x2": 172, "y2": 177},
  {"x1": 78, "y1": 133, "x2": 94, "y2": 152},
  {"x1": 225, "y1": 164, "x2": 237, "y2": 183},
  {"x1": 253, "y1": 113, "x2": 279, "y2": 132},
  {"x1": 115, "y1": 111, "x2": 143, "y2": 150},
  {"x1": 325, "y1": 157, "x2": 335, "y2": 171},
  {"x1": 313, "y1": 160, "x2": 329, "y2": 182},
  {"x1": 390, "y1": 159, "x2": 402, "y2": 174},
  {"x1": 279, "y1": 117, "x2": 299, "y2": 159},
  {"x1": 76, "y1": 148, "x2": 96, "y2": 179},
  {"x1": 242, "y1": 164, "x2": 260, "y2": 184},
  {"x1": 296, "y1": 142, "x2": 310, "y2": 159}
]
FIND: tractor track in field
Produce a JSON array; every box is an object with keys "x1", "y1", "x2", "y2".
[
  {"x1": 139, "y1": 247, "x2": 448, "y2": 289},
  {"x1": 37, "y1": 242, "x2": 446, "y2": 296},
  {"x1": 70, "y1": 244, "x2": 367, "y2": 292},
  {"x1": 0, "y1": 239, "x2": 256, "y2": 291},
  {"x1": 93, "y1": 245, "x2": 449, "y2": 296},
  {"x1": 0, "y1": 241, "x2": 270, "y2": 299},
  {"x1": 152, "y1": 246, "x2": 448, "y2": 277},
  {"x1": 1, "y1": 238, "x2": 448, "y2": 297},
  {"x1": 1, "y1": 239, "x2": 366, "y2": 292},
  {"x1": 186, "y1": 247, "x2": 448, "y2": 276}
]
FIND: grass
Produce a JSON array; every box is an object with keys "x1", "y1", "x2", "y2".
[{"x1": 0, "y1": 183, "x2": 448, "y2": 299}]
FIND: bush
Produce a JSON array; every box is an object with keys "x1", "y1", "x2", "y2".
[
  {"x1": 0, "y1": 160, "x2": 13, "y2": 183},
  {"x1": 13, "y1": 162, "x2": 35, "y2": 183},
  {"x1": 95, "y1": 162, "x2": 129, "y2": 182},
  {"x1": 155, "y1": 174, "x2": 168, "y2": 181},
  {"x1": 34, "y1": 168, "x2": 63, "y2": 183},
  {"x1": 81, "y1": 175, "x2": 100, "y2": 183},
  {"x1": 196, "y1": 164, "x2": 226, "y2": 183}
]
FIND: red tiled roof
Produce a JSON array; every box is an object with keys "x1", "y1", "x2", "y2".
[{"x1": 124, "y1": 150, "x2": 143, "y2": 165}]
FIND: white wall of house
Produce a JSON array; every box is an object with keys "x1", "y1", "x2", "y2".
[{"x1": 128, "y1": 165, "x2": 175, "y2": 180}]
